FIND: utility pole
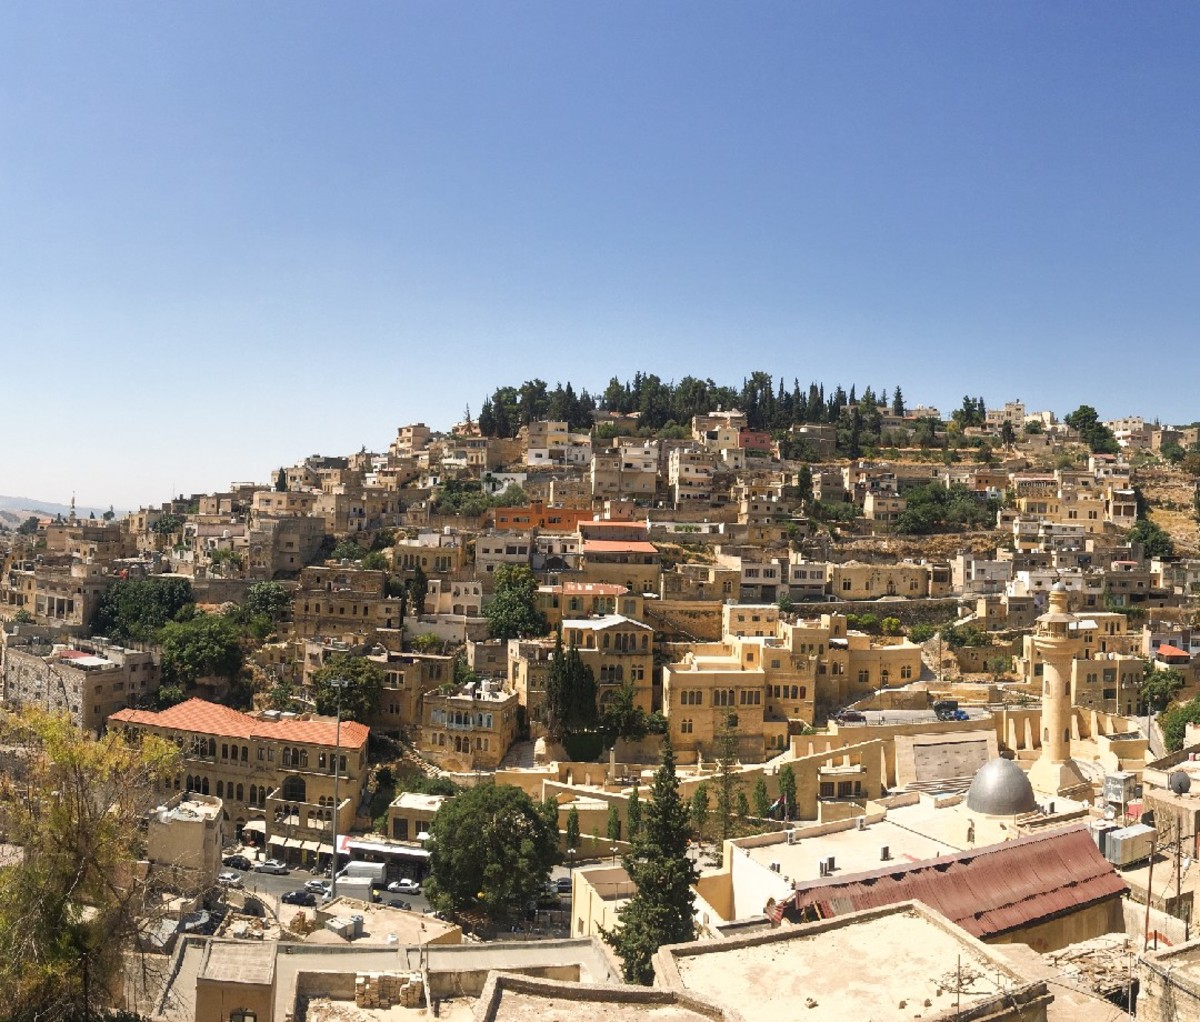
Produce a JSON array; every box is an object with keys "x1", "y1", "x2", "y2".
[{"x1": 328, "y1": 677, "x2": 350, "y2": 901}]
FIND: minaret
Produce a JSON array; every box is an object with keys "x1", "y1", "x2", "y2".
[{"x1": 1027, "y1": 583, "x2": 1090, "y2": 798}]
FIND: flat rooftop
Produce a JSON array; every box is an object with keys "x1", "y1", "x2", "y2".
[
  {"x1": 199, "y1": 940, "x2": 275, "y2": 986},
  {"x1": 661, "y1": 904, "x2": 1035, "y2": 1022}
]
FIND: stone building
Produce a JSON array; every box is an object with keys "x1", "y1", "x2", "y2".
[
  {"x1": 2, "y1": 635, "x2": 159, "y2": 734},
  {"x1": 110, "y1": 698, "x2": 369, "y2": 866}
]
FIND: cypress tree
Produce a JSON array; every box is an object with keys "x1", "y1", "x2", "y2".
[
  {"x1": 626, "y1": 785, "x2": 642, "y2": 842},
  {"x1": 602, "y1": 738, "x2": 698, "y2": 984}
]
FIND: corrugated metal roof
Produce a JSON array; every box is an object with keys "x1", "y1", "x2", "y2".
[{"x1": 776, "y1": 827, "x2": 1126, "y2": 938}]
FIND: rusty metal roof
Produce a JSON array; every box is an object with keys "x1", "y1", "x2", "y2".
[{"x1": 775, "y1": 827, "x2": 1126, "y2": 939}]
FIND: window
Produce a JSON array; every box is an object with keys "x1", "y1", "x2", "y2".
[
  {"x1": 680, "y1": 719, "x2": 693, "y2": 735},
  {"x1": 857, "y1": 670, "x2": 870, "y2": 684}
]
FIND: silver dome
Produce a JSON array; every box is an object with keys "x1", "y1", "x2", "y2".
[{"x1": 966, "y1": 758, "x2": 1037, "y2": 816}]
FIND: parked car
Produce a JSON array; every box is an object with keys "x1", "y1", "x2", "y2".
[
  {"x1": 222, "y1": 854, "x2": 252, "y2": 871},
  {"x1": 387, "y1": 878, "x2": 421, "y2": 894},
  {"x1": 304, "y1": 879, "x2": 332, "y2": 896},
  {"x1": 554, "y1": 876, "x2": 573, "y2": 893},
  {"x1": 387, "y1": 899, "x2": 412, "y2": 910},
  {"x1": 834, "y1": 709, "x2": 866, "y2": 723},
  {"x1": 254, "y1": 859, "x2": 289, "y2": 875},
  {"x1": 282, "y1": 890, "x2": 316, "y2": 906},
  {"x1": 217, "y1": 871, "x2": 242, "y2": 888}
]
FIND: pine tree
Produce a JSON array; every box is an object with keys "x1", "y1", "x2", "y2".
[{"x1": 602, "y1": 739, "x2": 698, "y2": 984}]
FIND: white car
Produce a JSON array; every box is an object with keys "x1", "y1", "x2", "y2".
[
  {"x1": 217, "y1": 871, "x2": 242, "y2": 887},
  {"x1": 387, "y1": 878, "x2": 421, "y2": 894},
  {"x1": 304, "y1": 879, "x2": 332, "y2": 896},
  {"x1": 254, "y1": 858, "x2": 289, "y2": 875}
]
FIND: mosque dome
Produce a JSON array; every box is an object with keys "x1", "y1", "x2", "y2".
[{"x1": 966, "y1": 758, "x2": 1037, "y2": 816}]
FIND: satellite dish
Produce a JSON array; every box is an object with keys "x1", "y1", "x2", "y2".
[
  {"x1": 1104, "y1": 806, "x2": 1116, "y2": 820},
  {"x1": 1171, "y1": 771, "x2": 1192, "y2": 796}
]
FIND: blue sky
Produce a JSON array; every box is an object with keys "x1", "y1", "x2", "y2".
[{"x1": 2, "y1": 3, "x2": 1197, "y2": 509}]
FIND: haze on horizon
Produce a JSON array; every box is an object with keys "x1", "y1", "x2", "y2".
[{"x1": 2, "y1": 3, "x2": 1197, "y2": 511}]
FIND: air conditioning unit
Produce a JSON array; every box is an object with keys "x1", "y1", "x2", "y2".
[
  {"x1": 880, "y1": 845, "x2": 891, "y2": 861},
  {"x1": 825, "y1": 856, "x2": 836, "y2": 873},
  {"x1": 856, "y1": 817, "x2": 866, "y2": 831},
  {"x1": 786, "y1": 829, "x2": 796, "y2": 845},
  {"x1": 769, "y1": 861, "x2": 781, "y2": 873}
]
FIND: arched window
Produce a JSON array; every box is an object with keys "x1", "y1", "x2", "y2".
[
  {"x1": 207, "y1": 738, "x2": 216, "y2": 757},
  {"x1": 282, "y1": 775, "x2": 307, "y2": 803},
  {"x1": 216, "y1": 780, "x2": 224, "y2": 798},
  {"x1": 236, "y1": 784, "x2": 244, "y2": 801},
  {"x1": 799, "y1": 686, "x2": 807, "y2": 699},
  {"x1": 201, "y1": 777, "x2": 210, "y2": 795}
]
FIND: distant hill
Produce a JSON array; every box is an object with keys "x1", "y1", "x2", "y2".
[{"x1": 0, "y1": 494, "x2": 112, "y2": 520}]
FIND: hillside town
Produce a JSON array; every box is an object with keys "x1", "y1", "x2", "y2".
[{"x1": 5, "y1": 385, "x2": 1200, "y2": 1022}]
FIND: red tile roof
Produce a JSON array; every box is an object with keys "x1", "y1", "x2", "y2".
[
  {"x1": 773, "y1": 827, "x2": 1125, "y2": 939},
  {"x1": 1158, "y1": 644, "x2": 1189, "y2": 658},
  {"x1": 110, "y1": 698, "x2": 370, "y2": 749}
]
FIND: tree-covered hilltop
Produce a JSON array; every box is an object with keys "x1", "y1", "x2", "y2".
[{"x1": 476, "y1": 372, "x2": 911, "y2": 437}]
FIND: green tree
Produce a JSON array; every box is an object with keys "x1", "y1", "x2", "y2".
[
  {"x1": 752, "y1": 775, "x2": 772, "y2": 819},
  {"x1": 1064, "y1": 405, "x2": 1120, "y2": 454},
  {"x1": 690, "y1": 782, "x2": 710, "y2": 842},
  {"x1": 1130, "y1": 517, "x2": 1175, "y2": 559},
  {"x1": 244, "y1": 580, "x2": 291, "y2": 622},
  {"x1": 999, "y1": 420, "x2": 1017, "y2": 447},
  {"x1": 331, "y1": 537, "x2": 365, "y2": 562},
  {"x1": 602, "y1": 739, "x2": 698, "y2": 984},
  {"x1": 159, "y1": 613, "x2": 245, "y2": 689},
  {"x1": 92, "y1": 577, "x2": 194, "y2": 645},
  {"x1": 735, "y1": 790, "x2": 750, "y2": 823},
  {"x1": 360, "y1": 550, "x2": 388, "y2": 571},
  {"x1": 713, "y1": 714, "x2": 742, "y2": 854},
  {"x1": 424, "y1": 784, "x2": 560, "y2": 923},
  {"x1": 275, "y1": 467, "x2": 288, "y2": 492},
  {"x1": 1142, "y1": 666, "x2": 1185, "y2": 714},
  {"x1": 607, "y1": 802, "x2": 622, "y2": 843},
  {"x1": 150, "y1": 513, "x2": 185, "y2": 535},
  {"x1": 0, "y1": 710, "x2": 180, "y2": 1022},
  {"x1": 1161, "y1": 696, "x2": 1200, "y2": 753},
  {"x1": 601, "y1": 680, "x2": 648, "y2": 742},
  {"x1": 311, "y1": 654, "x2": 386, "y2": 723},
  {"x1": 566, "y1": 804, "x2": 581, "y2": 851},
  {"x1": 408, "y1": 565, "x2": 429, "y2": 614},
  {"x1": 544, "y1": 633, "x2": 598, "y2": 741},
  {"x1": 484, "y1": 564, "x2": 549, "y2": 640},
  {"x1": 626, "y1": 785, "x2": 642, "y2": 843},
  {"x1": 777, "y1": 764, "x2": 797, "y2": 820}
]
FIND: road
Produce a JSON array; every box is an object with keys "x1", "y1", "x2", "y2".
[{"x1": 220, "y1": 864, "x2": 433, "y2": 913}]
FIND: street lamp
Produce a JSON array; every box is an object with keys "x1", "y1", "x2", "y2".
[{"x1": 328, "y1": 677, "x2": 350, "y2": 901}]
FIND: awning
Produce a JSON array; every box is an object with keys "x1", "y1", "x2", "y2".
[
  {"x1": 346, "y1": 838, "x2": 430, "y2": 859},
  {"x1": 241, "y1": 820, "x2": 266, "y2": 834},
  {"x1": 300, "y1": 840, "x2": 322, "y2": 852},
  {"x1": 283, "y1": 837, "x2": 303, "y2": 850}
]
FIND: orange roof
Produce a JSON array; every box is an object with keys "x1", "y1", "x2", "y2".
[
  {"x1": 1158, "y1": 644, "x2": 1189, "y2": 658},
  {"x1": 583, "y1": 540, "x2": 659, "y2": 554},
  {"x1": 110, "y1": 698, "x2": 370, "y2": 749}
]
